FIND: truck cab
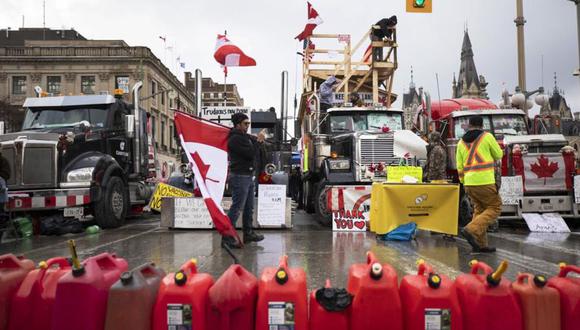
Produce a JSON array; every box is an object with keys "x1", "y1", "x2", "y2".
[
  {"x1": 0, "y1": 85, "x2": 153, "y2": 228},
  {"x1": 417, "y1": 98, "x2": 579, "y2": 223}
]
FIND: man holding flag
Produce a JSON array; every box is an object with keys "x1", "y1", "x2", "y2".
[{"x1": 223, "y1": 113, "x2": 265, "y2": 249}]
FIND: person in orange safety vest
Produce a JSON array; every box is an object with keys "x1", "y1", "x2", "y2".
[{"x1": 456, "y1": 116, "x2": 503, "y2": 253}]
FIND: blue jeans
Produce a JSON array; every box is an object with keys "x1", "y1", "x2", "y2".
[{"x1": 227, "y1": 174, "x2": 255, "y2": 232}]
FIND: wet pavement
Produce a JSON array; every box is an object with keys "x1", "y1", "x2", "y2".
[{"x1": 1, "y1": 211, "x2": 579, "y2": 289}]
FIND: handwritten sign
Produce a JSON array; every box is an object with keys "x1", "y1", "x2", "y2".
[
  {"x1": 149, "y1": 183, "x2": 192, "y2": 212},
  {"x1": 499, "y1": 176, "x2": 524, "y2": 205},
  {"x1": 171, "y1": 197, "x2": 232, "y2": 229},
  {"x1": 329, "y1": 186, "x2": 370, "y2": 232},
  {"x1": 387, "y1": 166, "x2": 423, "y2": 183},
  {"x1": 257, "y1": 185, "x2": 287, "y2": 227},
  {"x1": 522, "y1": 213, "x2": 571, "y2": 233}
]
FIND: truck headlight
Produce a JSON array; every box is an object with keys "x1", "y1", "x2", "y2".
[
  {"x1": 328, "y1": 159, "x2": 351, "y2": 170},
  {"x1": 66, "y1": 167, "x2": 94, "y2": 183}
]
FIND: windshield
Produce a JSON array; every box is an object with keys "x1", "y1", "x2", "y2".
[
  {"x1": 492, "y1": 114, "x2": 528, "y2": 136},
  {"x1": 454, "y1": 114, "x2": 528, "y2": 138},
  {"x1": 22, "y1": 107, "x2": 108, "y2": 130},
  {"x1": 330, "y1": 112, "x2": 403, "y2": 133}
]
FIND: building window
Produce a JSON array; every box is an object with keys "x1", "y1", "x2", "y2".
[
  {"x1": 161, "y1": 89, "x2": 165, "y2": 106},
  {"x1": 81, "y1": 76, "x2": 96, "y2": 94},
  {"x1": 169, "y1": 124, "x2": 174, "y2": 149},
  {"x1": 47, "y1": 76, "x2": 61, "y2": 95},
  {"x1": 161, "y1": 119, "x2": 166, "y2": 149},
  {"x1": 115, "y1": 76, "x2": 130, "y2": 94},
  {"x1": 12, "y1": 76, "x2": 27, "y2": 95},
  {"x1": 169, "y1": 98, "x2": 174, "y2": 108},
  {"x1": 151, "y1": 81, "x2": 157, "y2": 100}
]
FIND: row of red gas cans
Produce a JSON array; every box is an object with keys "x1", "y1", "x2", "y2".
[{"x1": 0, "y1": 251, "x2": 578, "y2": 330}]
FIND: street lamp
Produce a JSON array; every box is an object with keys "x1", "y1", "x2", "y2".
[{"x1": 511, "y1": 86, "x2": 546, "y2": 117}]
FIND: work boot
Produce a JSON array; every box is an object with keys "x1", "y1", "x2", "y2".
[
  {"x1": 243, "y1": 231, "x2": 264, "y2": 244},
  {"x1": 460, "y1": 228, "x2": 482, "y2": 251},
  {"x1": 221, "y1": 235, "x2": 242, "y2": 249},
  {"x1": 474, "y1": 246, "x2": 496, "y2": 253}
]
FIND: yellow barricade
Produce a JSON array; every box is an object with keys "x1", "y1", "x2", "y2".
[{"x1": 370, "y1": 182, "x2": 459, "y2": 235}]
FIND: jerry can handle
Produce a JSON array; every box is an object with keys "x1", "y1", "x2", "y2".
[
  {"x1": 278, "y1": 255, "x2": 289, "y2": 270},
  {"x1": 93, "y1": 253, "x2": 120, "y2": 270},
  {"x1": 417, "y1": 259, "x2": 434, "y2": 276},
  {"x1": 135, "y1": 262, "x2": 165, "y2": 279},
  {"x1": 0, "y1": 254, "x2": 24, "y2": 268},
  {"x1": 469, "y1": 259, "x2": 494, "y2": 275},
  {"x1": 366, "y1": 251, "x2": 378, "y2": 265},
  {"x1": 558, "y1": 263, "x2": 580, "y2": 278},
  {"x1": 516, "y1": 273, "x2": 534, "y2": 285},
  {"x1": 44, "y1": 257, "x2": 71, "y2": 270},
  {"x1": 179, "y1": 258, "x2": 198, "y2": 276}
]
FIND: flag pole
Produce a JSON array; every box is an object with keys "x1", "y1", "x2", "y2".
[{"x1": 223, "y1": 30, "x2": 228, "y2": 107}]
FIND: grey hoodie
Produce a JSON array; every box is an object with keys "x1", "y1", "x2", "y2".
[{"x1": 320, "y1": 76, "x2": 337, "y2": 105}]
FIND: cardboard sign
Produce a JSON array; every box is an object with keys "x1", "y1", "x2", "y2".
[
  {"x1": 257, "y1": 185, "x2": 287, "y2": 227},
  {"x1": 522, "y1": 213, "x2": 571, "y2": 233},
  {"x1": 149, "y1": 183, "x2": 192, "y2": 212},
  {"x1": 200, "y1": 107, "x2": 251, "y2": 128},
  {"x1": 328, "y1": 186, "x2": 371, "y2": 232},
  {"x1": 171, "y1": 197, "x2": 233, "y2": 229},
  {"x1": 499, "y1": 176, "x2": 524, "y2": 205},
  {"x1": 387, "y1": 166, "x2": 423, "y2": 183}
]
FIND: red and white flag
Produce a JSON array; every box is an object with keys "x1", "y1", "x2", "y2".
[
  {"x1": 295, "y1": 2, "x2": 323, "y2": 41},
  {"x1": 214, "y1": 34, "x2": 256, "y2": 68},
  {"x1": 174, "y1": 112, "x2": 241, "y2": 244}
]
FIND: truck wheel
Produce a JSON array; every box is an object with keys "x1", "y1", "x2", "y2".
[
  {"x1": 94, "y1": 176, "x2": 128, "y2": 229},
  {"x1": 458, "y1": 194, "x2": 473, "y2": 228},
  {"x1": 314, "y1": 180, "x2": 332, "y2": 226},
  {"x1": 305, "y1": 181, "x2": 315, "y2": 213}
]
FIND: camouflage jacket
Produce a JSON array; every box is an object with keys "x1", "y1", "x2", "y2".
[{"x1": 427, "y1": 145, "x2": 447, "y2": 181}]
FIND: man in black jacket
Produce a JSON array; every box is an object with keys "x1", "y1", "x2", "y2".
[{"x1": 223, "y1": 113, "x2": 265, "y2": 249}]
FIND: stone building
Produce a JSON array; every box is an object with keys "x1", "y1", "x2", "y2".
[
  {"x1": 184, "y1": 73, "x2": 244, "y2": 107},
  {"x1": 402, "y1": 69, "x2": 421, "y2": 130},
  {"x1": 452, "y1": 30, "x2": 489, "y2": 99},
  {"x1": 0, "y1": 27, "x2": 194, "y2": 171}
]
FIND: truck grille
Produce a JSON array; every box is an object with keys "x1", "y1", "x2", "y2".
[
  {"x1": 0, "y1": 141, "x2": 57, "y2": 190},
  {"x1": 359, "y1": 136, "x2": 397, "y2": 165}
]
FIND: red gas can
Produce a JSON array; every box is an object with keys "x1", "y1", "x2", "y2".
[
  {"x1": 455, "y1": 260, "x2": 523, "y2": 330},
  {"x1": 399, "y1": 260, "x2": 463, "y2": 330},
  {"x1": 547, "y1": 263, "x2": 580, "y2": 330},
  {"x1": 51, "y1": 252, "x2": 128, "y2": 330},
  {"x1": 347, "y1": 251, "x2": 403, "y2": 330},
  {"x1": 207, "y1": 264, "x2": 258, "y2": 330},
  {"x1": 104, "y1": 263, "x2": 166, "y2": 330},
  {"x1": 309, "y1": 279, "x2": 351, "y2": 330},
  {"x1": 0, "y1": 254, "x2": 34, "y2": 330},
  {"x1": 255, "y1": 255, "x2": 308, "y2": 330},
  {"x1": 152, "y1": 259, "x2": 214, "y2": 330},
  {"x1": 512, "y1": 273, "x2": 560, "y2": 330},
  {"x1": 8, "y1": 257, "x2": 71, "y2": 330}
]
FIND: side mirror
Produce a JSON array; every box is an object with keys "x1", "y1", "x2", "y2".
[{"x1": 125, "y1": 115, "x2": 135, "y2": 138}]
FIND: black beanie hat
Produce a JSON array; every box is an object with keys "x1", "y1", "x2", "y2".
[{"x1": 231, "y1": 113, "x2": 249, "y2": 126}]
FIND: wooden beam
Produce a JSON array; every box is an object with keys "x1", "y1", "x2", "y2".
[
  {"x1": 312, "y1": 49, "x2": 346, "y2": 54},
  {"x1": 372, "y1": 69, "x2": 378, "y2": 103},
  {"x1": 311, "y1": 34, "x2": 341, "y2": 38}
]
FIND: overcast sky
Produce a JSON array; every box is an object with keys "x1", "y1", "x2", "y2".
[{"x1": 2, "y1": 0, "x2": 579, "y2": 118}]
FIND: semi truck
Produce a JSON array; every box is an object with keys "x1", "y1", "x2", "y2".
[
  {"x1": 296, "y1": 26, "x2": 409, "y2": 220},
  {"x1": 0, "y1": 83, "x2": 154, "y2": 228},
  {"x1": 415, "y1": 98, "x2": 579, "y2": 225}
]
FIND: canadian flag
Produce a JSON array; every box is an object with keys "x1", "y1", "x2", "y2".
[
  {"x1": 295, "y1": 2, "x2": 323, "y2": 41},
  {"x1": 214, "y1": 34, "x2": 256, "y2": 68},
  {"x1": 174, "y1": 112, "x2": 241, "y2": 244}
]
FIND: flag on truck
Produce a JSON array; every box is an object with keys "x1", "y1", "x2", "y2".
[
  {"x1": 295, "y1": 2, "x2": 323, "y2": 41},
  {"x1": 174, "y1": 112, "x2": 242, "y2": 244}
]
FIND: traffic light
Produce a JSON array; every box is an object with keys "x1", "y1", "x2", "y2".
[
  {"x1": 414, "y1": 0, "x2": 426, "y2": 7},
  {"x1": 406, "y1": 0, "x2": 432, "y2": 13}
]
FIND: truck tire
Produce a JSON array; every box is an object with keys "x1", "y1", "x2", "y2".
[
  {"x1": 458, "y1": 194, "x2": 473, "y2": 228},
  {"x1": 94, "y1": 176, "x2": 128, "y2": 228},
  {"x1": 314, "y1": 180, "x2": 332, "y2": 227}
]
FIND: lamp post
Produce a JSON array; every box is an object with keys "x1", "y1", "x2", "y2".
[
  {"x1": 515, "y1": 0, "x2": 527, "y2": 92},
  {"x1": 570, "y1": 0, "x2": 580, "y2": 76},
  {"x1": 511, "y1": 86, "x2": 546, "y2": 119}
]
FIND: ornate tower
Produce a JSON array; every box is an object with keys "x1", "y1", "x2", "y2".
[{"x1": 453, "y1": 30, "x2": 488, "y2": 99}]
